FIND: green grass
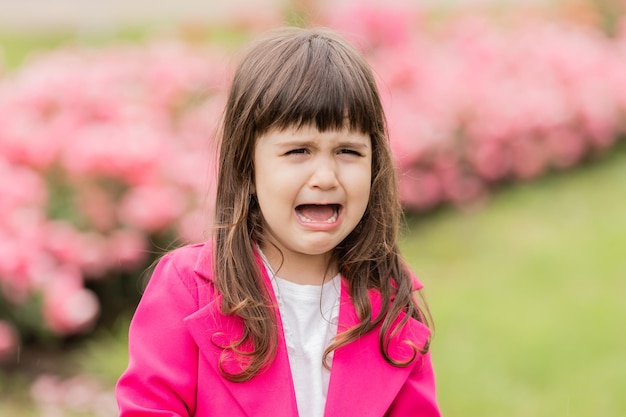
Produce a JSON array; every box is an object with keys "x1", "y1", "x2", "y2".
[
  {"x1": 401, "y1": 147, "x2": 626, "y2": 417},
  {"x1": 0, "y1": 31, "x2": 72, "y2": 68},
  {"x1": 0, "y1": 29, "x2": 146, "y2": 69},
  {"x1": 0, "y1": 25, "x2": 250, "y2": 70}
]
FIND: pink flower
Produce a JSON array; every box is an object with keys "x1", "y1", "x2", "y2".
[
  {"x1": 177, "y1": 208, "x2": 213, "y2": 244},
  {"x1": 0, "y1": 158, "x2": 47, "y2": 216},
  {"x1": 399, "y1": 168, "x2": 443, "y2": 211},
  {"x1": 118, "y1": 185, "x2": 188, "y2": 232},
  {"x1": 73, "y1": 184, "x2": 118, "y2": 232},
  {"x1": 469, "y1": 140, "x2": 511, "y2": 182},
  {"x1": 0, "y1": 112, "x2": 59, "y2": 168},
  {"x1": 106, "y1": 229, "x2": 148, "y2": 271},
  {"x1": 509, "y1": 136, "x2": 549, "y2": 180},
  {"x1": 545, "y1": 128, "x2": 587, "y2": 169},
  {"x1": 432, "y1": 152, "x2": 486, "y2": 206},
  {"x1": 75, "y1": 232, "x2": 109, "y2": 277},
  {"x1": 0, "y1": 320, "x2": 19, "y2": 363},
  {"x1": 42, "y1": 220, "x2": 84, "y2": 266},
  {"x1": 61, "y1": 122, "x2": 167, "y2": 185},
  {"x1": 324, "y1": 0, "x2": 420, "y2": 50},
  {"x1": 42, "y1": 270, "x2": 100, "y2": 335}
]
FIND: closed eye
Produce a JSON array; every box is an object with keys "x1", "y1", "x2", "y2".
[
  {"x1": 285, "y1": 148, "x2": 308, "y2": 155},
  {"x1": 338, "y1": 148, "x2": 363, "y2": 156}
]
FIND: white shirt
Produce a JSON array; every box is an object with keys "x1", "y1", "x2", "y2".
[{"x1": 260, "y1": 253, "x2": 341, "y2": 417}]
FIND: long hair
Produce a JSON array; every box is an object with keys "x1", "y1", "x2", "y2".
[{"x1": 213, "y1": 27, "x2": 431, "y2": 382}]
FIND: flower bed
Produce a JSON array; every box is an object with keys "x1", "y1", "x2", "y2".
[
  {"x1": 325, "y1": 2, "x2": 626, "y2": 210},
  {"x1": 0, "y1": 43, "x2": 229, "y2": 354},
  {"x1": 1, "y1": 5, "x2": 626, "y2": 353}
]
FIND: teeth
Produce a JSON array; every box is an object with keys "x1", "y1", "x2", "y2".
[{"x1": 297, "y1": 212, "x2": 311, "y2": 223}]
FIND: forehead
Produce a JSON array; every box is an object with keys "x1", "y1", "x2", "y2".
[{"x1": 256, "y1": 125, "x2": 372, "y2": 147}]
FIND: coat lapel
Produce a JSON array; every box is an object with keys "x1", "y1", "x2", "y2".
[
  {"x1": 184, "y1": 245, "x2": 298, "y2": 417},
  {"x1": 324, "y1": 279, "x2": 431, "y2": 417},
  {"x1": 185, "y1": 301, "x2": 298, "y2": 417}
]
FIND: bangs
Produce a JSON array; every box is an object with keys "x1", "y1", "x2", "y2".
[{"x1": 248, "y1": 31, "x2": 384, "y2": 135}]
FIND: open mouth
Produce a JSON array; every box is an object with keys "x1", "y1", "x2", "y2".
[{"x1": 295, "y1": 204, "x2": 340, "y2": 223}]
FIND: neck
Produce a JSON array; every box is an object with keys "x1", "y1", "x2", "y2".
[{"x1": 259, "y1": 243, "x2": 337, "y2": 285}]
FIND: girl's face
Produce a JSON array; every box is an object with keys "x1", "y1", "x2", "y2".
[{"x1": 253, "y1": 125, "x2": 372, "y2": 282}]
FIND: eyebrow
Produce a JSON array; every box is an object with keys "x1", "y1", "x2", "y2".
[
  {"x1": 338, "y1": 141, "x2": 370, "y2": 149},
  {"x1": 275, "y1": 139, "x2": 370, "y2": 149}
]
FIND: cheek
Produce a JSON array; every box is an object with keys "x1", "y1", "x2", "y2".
[
  {"x1": 352, "y1": 174, "x2": 372, "y2": 216},
  {"x1": 358, "y1": 168, "x2": 373, "y2": 211},
  {"x1": 361, "y1": 184, "x2": 372, "y2": 212},
  {"x1": 362, "y1": 167, "x2": 373, "y2": 199}
]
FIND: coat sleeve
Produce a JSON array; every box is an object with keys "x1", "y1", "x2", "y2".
[{"x1": 116, "y1": 252, "x2": 200, "y2": 416}]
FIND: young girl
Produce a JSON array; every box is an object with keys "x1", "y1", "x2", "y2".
[{"x1": 116, "y1": 27, "x2": 440, "y2": 417}]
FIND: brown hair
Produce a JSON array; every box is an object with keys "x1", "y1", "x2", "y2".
[{"x1": 213, "y1": 27, "x2": 431, "y2": 382}]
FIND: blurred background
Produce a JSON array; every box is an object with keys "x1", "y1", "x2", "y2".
[{"x1": 1, "y1": 0, "x2": 625, "y2": 416}]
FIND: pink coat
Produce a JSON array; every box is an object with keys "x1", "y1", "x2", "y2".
[{"x1": 116, "y1": 243, "x2": 440, "y2": 416}]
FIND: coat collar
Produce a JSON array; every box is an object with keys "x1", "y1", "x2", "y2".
[
  {"x1": 324, "y1": 278, "x2": 431, "y2": 416},
  {"x1": 185, "y1": 242, "x2": 430, "y2": 417}
]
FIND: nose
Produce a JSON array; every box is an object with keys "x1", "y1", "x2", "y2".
[{"x1": 308, "y1": 157, "x2": 339, "y2": 190}]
